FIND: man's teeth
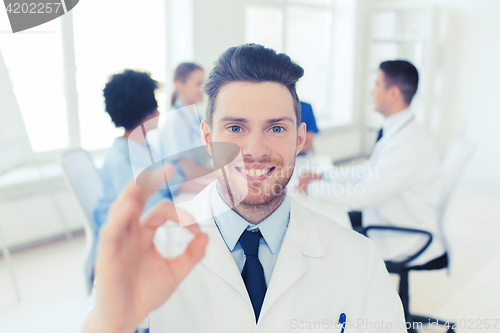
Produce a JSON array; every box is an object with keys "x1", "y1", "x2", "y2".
[{"x1": 242, "y1": 168, "x2": 270, "y2": 177}]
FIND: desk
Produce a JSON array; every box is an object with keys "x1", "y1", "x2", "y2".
[
  {"x1": 290, "y1": 192, "x2": 351, "y2": 229},
  {"x1": 288, "y1": 155, "x2": 352, "y2": 230},
  {"x1": 288, "y1": 155, "x2": 333, "y2": 189}
]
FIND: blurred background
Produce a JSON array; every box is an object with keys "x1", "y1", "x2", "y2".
[{"x1": 0, "y1": 0, "x2": 499, "y2": 332}]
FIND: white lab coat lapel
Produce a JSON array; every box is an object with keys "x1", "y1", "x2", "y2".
[
  {"x1": 258, "y1": 196, "x2": 325, "y2": 325},
  {"x1": 173, "y1": 182, "x2": 251, "y2": 304},
  {"x1": 199, "y1": 225, "x2": 251, "y2": 303}
]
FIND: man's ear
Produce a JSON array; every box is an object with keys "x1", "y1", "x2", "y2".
[
  {"x1": 389, "y1": 85, "x2": 402, "y2": 103},
  {"x1": 296, "y1": 122, "x2": 307, "y2": 156},
  {"x1": 201, "y1": 119, "x2": 213, "y2": 156}
]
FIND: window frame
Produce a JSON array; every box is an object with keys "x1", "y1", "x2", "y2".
[
  {"x1": 244, "y1": 0, "x2": 359, "y2": 130},
  {"x1": 7, "y1": 0, "x2": 359, "y2": 163},
  {"x1": 2, "y1": 1, "x2": 174, "y2": 162}
]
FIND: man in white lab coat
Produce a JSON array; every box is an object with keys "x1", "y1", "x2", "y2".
[
  {"x1": 83, "y1": 45, "x2": 406, "y2": 333},
  {"x1": 299, "y1": 60, "x2": 445, "y2": 267}
]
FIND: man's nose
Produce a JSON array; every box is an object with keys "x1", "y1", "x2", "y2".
[{"x1": 241, "y1": 132, "x2": 271, "y2": 161}]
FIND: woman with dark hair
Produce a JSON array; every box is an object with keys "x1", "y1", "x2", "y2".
[
  {"x1": 159, "y1": 62, "x2": 214, "y2": 183},
  {"x1": 94, "y1": 69, "x2": 183, "y2": 234}
]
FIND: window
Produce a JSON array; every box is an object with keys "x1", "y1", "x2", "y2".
[
  {"x1": 367, "y1": 8, "x2": 435, "y2": 129},
  {"x1": 0, "y1": 20, "x2": 68, "y2": 152},
  {"x1": 0, "y1": 0, "x2": 185, "y2": 155},
  {"x1": 285, "y1": 5, "x2": 332, "y2": 122},
  {"x1": 245, "y1": 6, "x2": 283, "y2": 52},
  {"x1": 245, "y1": 0, "x2": 356, "y2": 128},
  {"x1": 73, "y1": 0, "x2": 167, "y2": 150}
]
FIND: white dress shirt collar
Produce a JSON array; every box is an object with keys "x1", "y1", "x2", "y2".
[
  {"x1": 210, "y1": 184, "x2": 290, "y2": 255},
  {"x1": 382, "y1": 108, "x2": 413, "y2": 138}
]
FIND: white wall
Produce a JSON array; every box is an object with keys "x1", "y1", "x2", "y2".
[
  {"x1": 439, "y1": 0, "x2": 500, "y2": 192},
  {"x1": 193, "y1": 0, "x2": 245, "y2": 75}
]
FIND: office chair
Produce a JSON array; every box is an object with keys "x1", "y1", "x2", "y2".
[
  {"x1": 360, "y1": 138, "x2": 476, "y2": 333},
  {"x1": 60, "y1": 149, "x2": 103, "y2": 295}
]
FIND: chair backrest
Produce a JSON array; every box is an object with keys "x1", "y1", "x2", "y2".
[
  {"x1": 439, "y1": 138, "x2": 476, "y2": 219},
  {"x1": 60, "y1": 149, "x2": 103, "y2": 225},
  {"x1": 60, "y1": 149, "x2": 103, "y2": 294},
  {"x1": 438, "y1": 138, "x2": 475, "y2": 272}
]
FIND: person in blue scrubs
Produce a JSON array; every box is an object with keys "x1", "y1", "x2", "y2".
[
  {"x1": 298, "y1": 101, "x2": 319, "y2": 155},
  {"x1": 93, "y1": 70, "x2": 183, "y2": 281},
  {"x1": 159, "y1": 63, "x2": 213, "y2": 181}
]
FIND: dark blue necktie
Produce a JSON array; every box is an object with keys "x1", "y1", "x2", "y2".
[
  {"x1": 376, "y1": 127, "x2": 384, "y2": 143},
  {"x1": 239, "y1": 230, "x2": 267, "y2": 322}
]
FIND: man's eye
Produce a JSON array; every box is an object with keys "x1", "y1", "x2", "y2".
[
  {"x1": 271, "y1": 126, "x2": 283, "y2": 133},
  {"x1": 229, "y1": 125, "x2": 242, "y2": 133}
]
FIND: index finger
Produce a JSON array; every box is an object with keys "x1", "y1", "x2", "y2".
[{"x1": 141, "y1": 201, "x2": 202, "y2": 234}]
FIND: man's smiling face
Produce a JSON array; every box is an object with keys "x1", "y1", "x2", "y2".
[{"x1": 202, "y1": 81, "x2": 306, "y2": 208}]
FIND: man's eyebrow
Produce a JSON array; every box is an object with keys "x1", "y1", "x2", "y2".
[
  {"x1": 219, "y1": 117, "x2": 247, "y2": 123},
  {"x1": 267, "y1": 117, "x2": 294, "y2": 124}
]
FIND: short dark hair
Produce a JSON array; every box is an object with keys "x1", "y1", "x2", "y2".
[
  {"x1": 204, "y1": 44, "x2": 304, "y2": 127},
  {"x1": 171, "y1": 62, "x2": 203, "y2": 107},
  {"x1": 379, "y1": 60, "x2": 419, "y2": 104},
  {"x1": 103, "y1": 69, "x2": 159, "y2": 130}
]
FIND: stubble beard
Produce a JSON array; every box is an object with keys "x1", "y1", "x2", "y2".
[{"x1": 215, "y1": 155, "x2": 295, "y2": 216}]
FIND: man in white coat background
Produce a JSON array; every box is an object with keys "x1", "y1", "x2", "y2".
[
  {"x1": 83, "y1": 44, "x2": 406, "y2": 333},
  {"x1": 299, "y1": 60, "x2": 445, "y2": 267}
]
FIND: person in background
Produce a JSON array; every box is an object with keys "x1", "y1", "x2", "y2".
[
  {"x1": 298, "y1": 101, "x2": 319, "y2": 155},
  {"x1": 298, "y1": 60, "x2": 445, "y2": 267},
  {"x1": 159, "y1": 62, "x2": 213, "y2": 181},
  {"x1": 93, "y1": 70, "x2": 182, "y2": 281}
]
